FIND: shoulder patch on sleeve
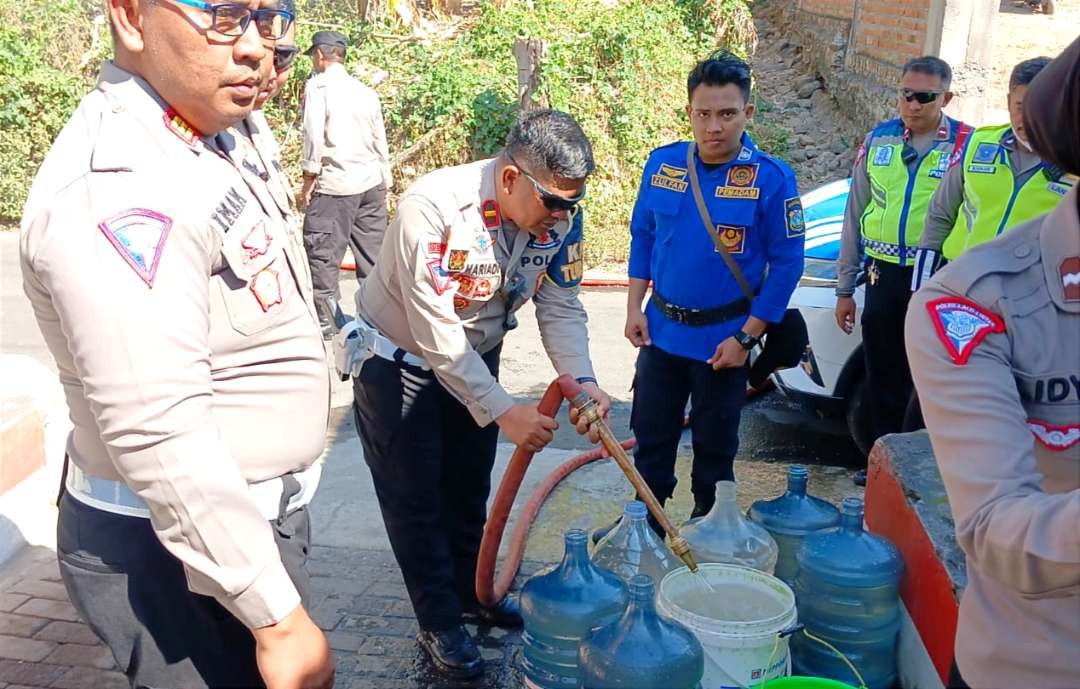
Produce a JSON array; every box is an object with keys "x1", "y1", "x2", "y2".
[
  {"x1": 784, "y1": 197, "x2": 805, "y2": 237},
  {"x1": 544, "y1": 211, "x2": 585, "y2": 288},
  {"x1": 924, "y1": 296, "x2": 1005, "y2": 365},
  {"x1": 98, "y1": 208, "x2": 172, "y2": 287}
]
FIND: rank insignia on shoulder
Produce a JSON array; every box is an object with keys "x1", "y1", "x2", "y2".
[
  {"x1": 785, "y1": 197, "x2": 805, "y2": 237},
  {"x1": 650, "y1": 164, "x2": 688, "y2": 192},
  {"x1": 480, "y1": 199, "x2": 501, "y2": 228},
  {"x1": 1061, "y1": 256, "x2": 1080, "y2": 302},
  {"x1": 716, "y1": 224, "x2": 746, "y2": 254},
  {"x1": 250, "y1": 267, "x2": 283, "y2": 312},
  {"x1": 98, "y1": 208, "x2": 173, "y2": 288},
  {"x1": 925, "y1": 297, "x2": 1005, "y2": 365},
  {"x1": 872, "y1": 146, "x2": 893, "y2": 166},
  {"x1": 163, "y1": 108, "x2": 201, "y2": 147},
  {"x1": 1027, "y1": 419, "x2": 1080, "y2": 452}
]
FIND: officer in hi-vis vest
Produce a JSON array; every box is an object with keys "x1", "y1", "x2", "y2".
[
  {"x1": 912, "y1": 56, "x2": 1075, "y2": 289},
  {"x1": 835, "y1": 56, "x2": 972, "y2": 480}
]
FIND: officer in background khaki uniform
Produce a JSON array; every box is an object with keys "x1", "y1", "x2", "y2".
[
  {"x1": 19, "y1": 2, "x2": 333, "y2": 688},
  {"x1": 351, "y1": 109, "x2": 610, "y2": 678},
  {"x1": 299, "y1": 31, "x2": 391, "y2": 333},
  {"x1": 905, "y1": 36, "x2": 1080, "y2": 689}
]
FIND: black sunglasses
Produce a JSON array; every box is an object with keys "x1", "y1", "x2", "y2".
[
  {"x1": 901, "y1": 88, "x2": 942, "y2": 104},
  {"x1": 274, "y1": 46, "x2": 299, "y2": 72},
  {"x1": 507, "y1": 154, "x2": 586, "y2": 212}
]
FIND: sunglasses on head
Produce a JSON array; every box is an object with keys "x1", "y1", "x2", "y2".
[
  {"x1": 506, "y1": 154, "x2": 586, "y2": 212},
  {"x1": 274, "y1": 46, "x2": 299, "y2": 73},
  {"x1": 901, "y1": 88, "x2": 942, "y2": 104}
]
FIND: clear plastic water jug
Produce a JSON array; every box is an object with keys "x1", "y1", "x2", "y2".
[
  {"x1": 682, "y1": 481, "x2": 779, "y2": 573},
  {"x1": 792, "y1": 497, "x2": 904, "y2": 689},
  {"x1": 579, "y1": 575, "x2": 704, "y2": 689},
  {"x1": 520, "y1": 529, "x2": 629, "y2": 689},
  {"x1": 592, "y1": 501, "x2": 679, "y2": 584},
  {"x1": 748, "y1": 465, "x2": 840, "y2": 584}
]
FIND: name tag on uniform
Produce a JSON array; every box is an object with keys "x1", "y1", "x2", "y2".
[
  {"x1": 1047, "y1": 182, "x2": 1070, "y2": 196},
  {"x1": 650, "y1": 164, "x2": 688, "y2": 193},
  {"x1": 967, "y1": 164, "x2": 997, "y2": 174}
]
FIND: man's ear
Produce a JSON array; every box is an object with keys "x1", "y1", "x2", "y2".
[
  {"x1": 744, "y1": 102, "x2": 756, "y2": 120},
  {"x1": 500, "y1": 161, "x2": 519, "y2": 195},
  {"x1": 942, "y1": 91, "x2": 955, "y2": 108},
  {"x1": 109, "y1": 0, "x2": 146, "y2": 54}
]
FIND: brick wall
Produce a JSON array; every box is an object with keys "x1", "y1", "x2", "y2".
[{"x1": 778, "y1": 0, "x2": 938, "y2": 130}]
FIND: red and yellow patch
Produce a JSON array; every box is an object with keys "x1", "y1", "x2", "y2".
[
  {"x1": 716, "y1": 224, "x2": 746, "y2": 254},
  {"x1": 163, "y1": 108, "x2": 201, "y2": 147},
  {"x1": 480, "y1": 199, "x2": 501, "y2": 229}
]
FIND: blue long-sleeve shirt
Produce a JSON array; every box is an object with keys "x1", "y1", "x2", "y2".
[{"x1": 628, "y1": 135, "x2": 805, "y2": 362}]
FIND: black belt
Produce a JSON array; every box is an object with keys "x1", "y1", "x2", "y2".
[{"x1": 650, "y1": 292, "x2": 751, "y2": 326}]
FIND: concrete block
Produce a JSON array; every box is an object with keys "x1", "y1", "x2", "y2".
[{"x1": 0, "y1": 404, "x2": 44, "y2": 497}]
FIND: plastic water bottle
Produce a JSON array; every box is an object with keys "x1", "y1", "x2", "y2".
[
  {"x1": 579, "y1": 575, "x2": 704, "y2": 689},
  {"x1": 592, "y1": 501, "x2": 679, "y2": 585},
  {"x1": 520, "y1": 529, "x2": 629, "y2": 689},
  {"x1": 748, "y1": 464, "x2": 840, "y2": 584},
  {"x1": 682, "y1": 481, "x2": 779, "y2": 573},
  {"x1": 792, "y1": 497, "x2": 904, "y2": 689}
]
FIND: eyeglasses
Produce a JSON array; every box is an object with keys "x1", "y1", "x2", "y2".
[
  {"x1": 171, "y1": 0, "x2": 295, "y2": 40},
  {"x1": 901, "y1": 89, "x2": 943, "y2": 104},
  {"x1": 506, "y1": 154, "x2": 586, "y2": 212},
  {"x1": 274, "y1": 46, "x2": 299, "y2": 72}
]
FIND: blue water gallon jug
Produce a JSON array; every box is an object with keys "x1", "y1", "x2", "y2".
[
  {"x1": 791, "y1": 497, "x2": 904, "y2": 689},
  {"x1": 748, "y1": 464, "x2": 840, "y2": 584},
  {"x1": 579, "y1": 575, "x2": 704, "y2": 689},
  {"x1": 520, "y1": 529, "x2": 629, "y2": 689}
]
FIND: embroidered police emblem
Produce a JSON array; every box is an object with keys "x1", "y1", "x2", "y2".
[
  {"x1": 1027, "y1": 419, "x2": 1080, "y2": 452},
  {"x1": 785, "y1": 197, "x2": 805, "y2": 237},
  {"x1": 241, "y1": 222, "x2": 273, "y2": 261},
  {"x1": 872, "y1": 146, "x2": 893, "y2": 166},
  {"x1": 427, "y1": 259, "x2": 453, "y2": 295},
  {"x1": 925, "y1": 297, "x2": 1005, "y2": 365},
  {"x1": 928, "y1": 153, "x2": 949, "y2": 179},
  {"x1": 972, "y1": 142, "x2": 998, "y2": 164},
  {"x1": 163, "y1": 108, "x2": 200, "y2": 147},
  {"x1": 727, "y1": 164, "x2": 759, "y2": 188},
  {"x1": 475, "y1": 233, "x2": 493, "y2": 252},
  {"x1": 716, "y1": 224, "x2": 746, "y2": 254},
  {"x1": 650, "y1": 163, "x2": 688, "y2": 193},
  {"x1": 98, "y1": 208, "x2": 173, "y2": 287},
  {"x1": 527, "y1": 228, "x2": 561, "y2": 250},
  {"x1": 250, "y1": 267, "x2": 282, "y2": 312},
  {"x1": 447, "y1": 249, "x2": 469, "y2": 272}
]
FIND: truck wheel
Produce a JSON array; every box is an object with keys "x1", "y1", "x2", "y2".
[{"x1": 846, "y1": 376, "x2": 875, "y2": 456}]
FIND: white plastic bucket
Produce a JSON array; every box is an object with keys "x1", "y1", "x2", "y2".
[{"x1": 658, "y1": 563, "x2": 797, "y2": 689}]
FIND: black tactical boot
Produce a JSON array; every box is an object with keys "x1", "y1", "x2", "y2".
[{"x1": 416, "y1": 625, "x2": 484, "y2": 679}]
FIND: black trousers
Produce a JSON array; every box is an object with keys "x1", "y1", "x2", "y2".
[
  {"x1": 861, "y1": 259, "x2": 916, "y2": 440},
  {"x1": 352, "y1": 346, "x2": 502, "y2": 632},
  {"x1": 630, "y1": 344, "x2": 748, "y2": 513},
  {"x1": 302, "y1": 185, "x2": 388, "y2": 321},
  {"x1": 56, "y1": 490, "x2": 311, "y2": 689}
]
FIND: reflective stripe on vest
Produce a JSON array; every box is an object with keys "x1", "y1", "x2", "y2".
[
  {"x1": 942, "y1": 125, "x2": 1072, "y2": 259},
  {"x1": 861, "y1": 124, "x2": 960, "y2": 265}
]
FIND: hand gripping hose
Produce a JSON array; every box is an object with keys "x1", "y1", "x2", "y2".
[{"x1": 475, "y1": 374, "x2": 700, "y2": 607}]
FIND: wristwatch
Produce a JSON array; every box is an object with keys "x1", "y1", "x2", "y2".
[{"x1": 733, "y1": 330, "x2": 760, "y2": 351}]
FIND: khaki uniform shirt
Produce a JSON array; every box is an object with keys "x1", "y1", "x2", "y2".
[
  {"x1": 356, "y1": 157, "x2": 595, "y2": 426},
  {"x1": 20, "y1": 62, "x2": 329, "y2": 629},
  {"x1": 906, "y1": 188, "x2": 1080, "y2": 689},
  {"x1": 301, "y1": 62, "x2": 391, "y2": 196}
]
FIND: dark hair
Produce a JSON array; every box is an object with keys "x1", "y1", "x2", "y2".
[
  {"x1": 1009, "y1": 56, "x2": 1052, "y2": 92},
  {"x1": 505, "y1": 109, "x2": 594, "y2": 180},
  {"x1": 902, "y1": 56, "x2": 952, "y2": 89},
  {"x1": 687, "y1": 50, "x2": 752, "y2": 103},
  {"x1": 317, "y1": 45, "x2": 345, "y2": 62},
  {"x1": 1024, "y1": 36, "x2": 1080, "y2": 176}
]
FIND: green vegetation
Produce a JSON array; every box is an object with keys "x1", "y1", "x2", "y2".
[{"x1": 1, "y1": 0, "x2": 766, "y2": 265}]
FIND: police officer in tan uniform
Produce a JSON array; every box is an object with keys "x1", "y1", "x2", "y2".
[
  {"x1": 346, "y1": 109, "x2": 610, "y2": 678},
  {"x1": 19, "y1": 2, "x2": 333, "y2": 688},
  {"x1": 906, "y1": 36, "x2": 1080, "y2": 689}
]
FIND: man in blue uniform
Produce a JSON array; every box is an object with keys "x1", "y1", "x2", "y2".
[{"x1": 623, "y1": 51, "x2": 805, "y2": 524}]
